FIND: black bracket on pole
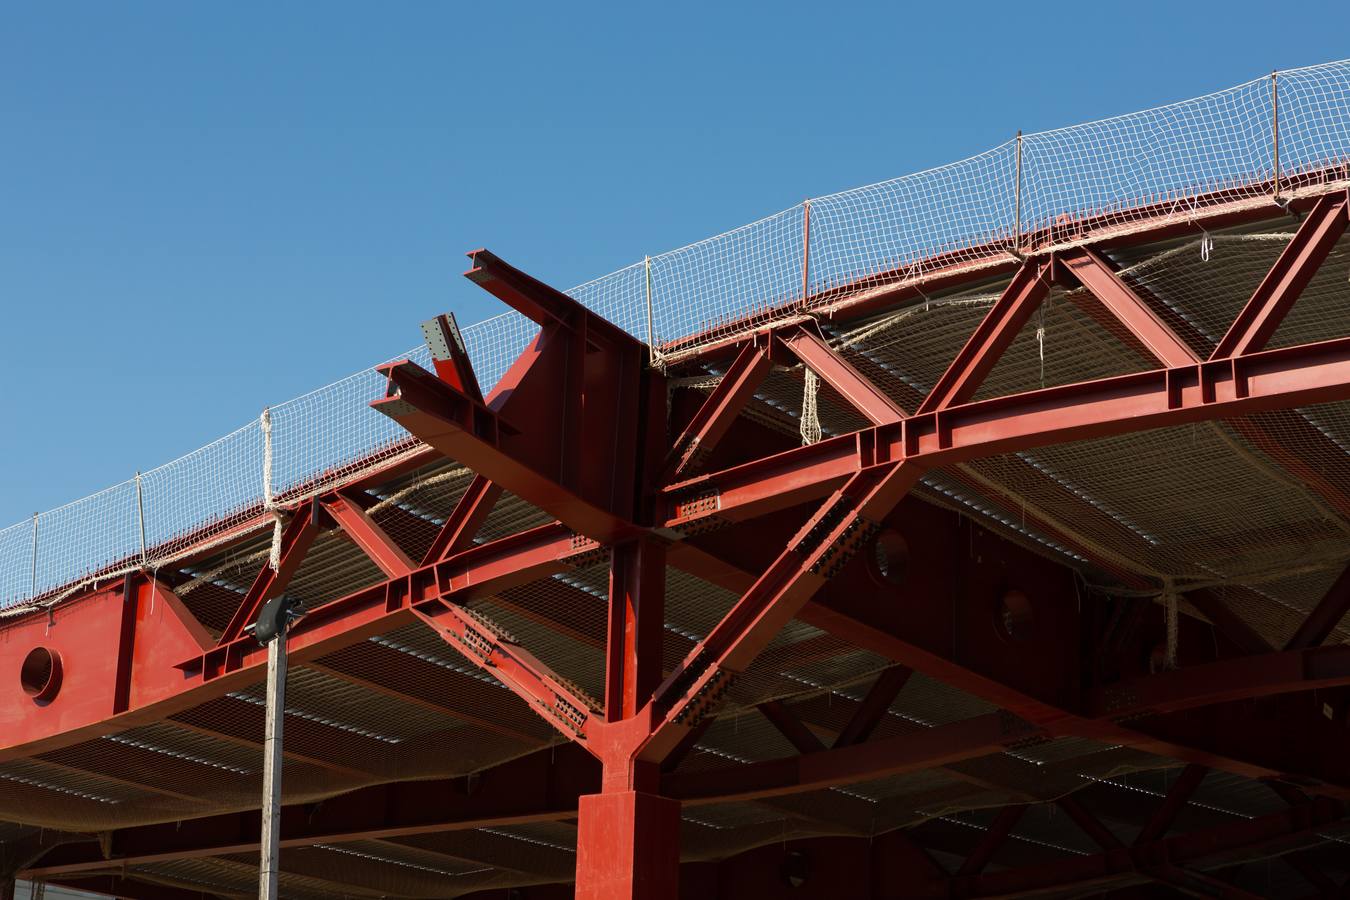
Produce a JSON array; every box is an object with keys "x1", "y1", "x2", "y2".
[{"x1": 254, "y1": 594, "x2": 304, "y2": 646}]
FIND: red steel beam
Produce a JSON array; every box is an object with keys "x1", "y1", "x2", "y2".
[
  {"x1": 422, "y1": 311, "x2": 484, "y2": 405},
  {"x1": 917, "y1": 257, "x2": 1054, "y2": 414},
  {"x1": 1134, "y1": 764, "x2": 1208, "y2": 846},
  {"x1": 216, "y1": 501, "x2": 320, "y2": 645},
  {"x1": 663, "y1": 340, "x2": 773, "y2": 481},
  {"x1": 1055, "y1": 794, "x2": 1125, "y2": 852},
  {"x1": 1211, "y1": 193, "x2": 1350, "y2": 360},
  {"x1": 421, "y1": 475, "x2": 503, "y2": 565},
  {"x1": 663, "y1": 334, "x2": 1350, "y2": 534},
  {"x1": 465, "y1": 249, "x2": 635, "y2": 351},
  {"x1": 950, "y1": 796, "x2": 1345, "y2": 898},
  {"x1": 605, "y1": 537, "x2": 667, "y2": 722},
  {"x1": 833, "y1": 666, "x2": 912, "y2": 748},
  {"x1": 642, "y1": 461, "x2": 924, "y2": 761},
  {"x1": 412, "y1": 598, "x2": 602, "y2": 746},
  {"x1": 665, "y1": 711, "x2": 1038, "y2": 806},
  {"x1": 321, "y1": 490, "x2": 416, "y2": 578},
  {"x1": 957, "y1": 804, "x2": 1028, "y2": 876},
  {"x1": 1059, "y1": 247, "x2": 1199, "y2": 368},
  {"x1": 779, "y1": 326, "x2": 906, "y2": 425},
  {"x1": 1091, "y1": 645, "x2": 1350, "y2": 719},
  {"x1": 757, "y1": 699, "x2": 827, "y2": 754},
  {"x1": 1286, "y1": 562, "x2": 1350, "y2": 651}
]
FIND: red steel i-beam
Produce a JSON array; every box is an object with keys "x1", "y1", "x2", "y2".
[
  {"x1": 642, "y1": 460, "x2": 924, "y2": 762},
  {"x1": 663, "y1": 340, "x2": 773, "y2": 481},
  {"x1": 917, "y1": 257, "x2": 1053, "y2": 414},
  {"x1": 217, "y1": 502, "x2": 320, "y2": 645},
  {"x1": 422, "y1": 311, "x2": 484, "y2": 404},
  {"x1": 1059, "y1": 247, "x2": 1199, "y2": 368},
  {"x1": 1134, "y1": 764, "x2": 1207, "y2": 846},
  {"x1": 779, "y1": 326, "x2": 906, "y2": 425},
  {"x1": 605, "y1": 538, "x2": 666, "y2": 723},
  {"x1": 322, "y1": 491, "x2": 415, "y2": 578},
  {"x1": 1211, "y1": 193, "x2": 1350, "y2": 359},
  {"x1": 1285, "y1": 562, "x2": 1350, "y2": 651},
  {"x1": 420, "y1": 475, "x2": 504, "y2": 565}
]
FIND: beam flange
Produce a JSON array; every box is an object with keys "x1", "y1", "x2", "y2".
[
  {"x1": 779, "y1": 326, "x2": 906, "y2": 425},
  {"x1": 322, "y1": 491, "x2": 416, "y2": 578},
  {"x1": 663, "y1": 340, "x2": 773, "y2": 482},
  {"x1": 217, "y1": 502, "x2": 321, "y2": 646},
  {"x1": 1286, "y1": 563, "x2": 1350, "y2": 651},
  {"x1": 421, "y1": 475, "x2": 504, "y2": 565},
  {"x1": 1211, "y1": 193, "x2": 1350, "y2": 359}
]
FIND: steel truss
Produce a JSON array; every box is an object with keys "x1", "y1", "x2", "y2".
[{"x1": 7, "y1": 191, "x2": 1350, "y2": 898}]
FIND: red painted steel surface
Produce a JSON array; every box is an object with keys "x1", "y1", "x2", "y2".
[{"x1": 8, "y1": 181, "x2": 1350, "y2": 898}]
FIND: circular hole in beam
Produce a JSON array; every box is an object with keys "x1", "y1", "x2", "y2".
[
  {"x1": 868, "y1": 530, "x2": 910, "y2": 587},
  {"x1": 997, "y1": 589, "x2": 1036, "y2": 643},
  {"x1": 20, "y1": 647, "x2": 62, "y2": 702}
]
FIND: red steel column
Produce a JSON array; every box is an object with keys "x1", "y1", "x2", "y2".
[
  {"x1": 576, "y1": 783, "x2": 681, "y2": 900},
  {"x1": 578, "y1": 388, "x2": 681, "y2": 899}
]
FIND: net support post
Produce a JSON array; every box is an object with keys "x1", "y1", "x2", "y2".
[
  {"x1": 1014, "y1": 129, "x2": 1023, "y2": 253},
  {"x1": 28, "y1": 513, "x2": 38, "y2": 601},
  {"x1": 1272, "y1": 70, "x2": 1281, "y2": 202}
]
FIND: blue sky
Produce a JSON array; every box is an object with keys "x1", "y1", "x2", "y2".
[{"x1": 1, "y1": 1, "x2": 1345, "y2": 526}]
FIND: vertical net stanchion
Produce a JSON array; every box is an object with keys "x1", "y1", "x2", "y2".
[
  {"x1": 140, "y1": 420, "x2": 267, "y2": 567},
  {"x1": 0, "y1": 521, "x2": 33, "y2": 611},
  {"x1": 649, "y1": 205, "x2": 807, "y2": 352},
  {"x1": 1277, "y1": 60, "x2": 1350, "y2": 194},
  {"x1": 29, "y1": 481, "x2": 140, "y2": 602},
  {"x1": 805, "y1": 143, "x2": 1019, "y2": 308},
  {"x1": 1020, "y1": 75, "x2": 1275, "y2": 251}
]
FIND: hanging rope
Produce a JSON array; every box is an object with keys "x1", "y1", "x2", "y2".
[
  {"x1": 1036, "y1": 299, "x2": 1048, "y2": 388},
  {"x1": 1162, "y1": 577, "x2": 1179, "y2": 671},
  {"x1": 800, "y1": 368, "x2": 822, "y2": 446},
  {"x1": 260, "y1": 408, "x2": 284, "y2": 571},
  {"x1": 1200, "y1": 230, "x2": 1214, "y2": 262}
]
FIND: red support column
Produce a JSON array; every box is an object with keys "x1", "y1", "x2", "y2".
[
  {"x1": 575, "y1": 786, "x2": 681, "y2": 900},
  {"x1": 581, "y1": 484, "x2": 680, "y2": 899},
  {"x1": 605, "y1": 538, "x2": 667, "y2": 722}
]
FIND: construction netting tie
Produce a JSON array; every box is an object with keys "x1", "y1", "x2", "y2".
[
  {"x1": 261, "y1": 407, "x2": 283, "y2": 571},
  {"x1": 800, "y1": 368, "x2": 822, "y2": 446}
]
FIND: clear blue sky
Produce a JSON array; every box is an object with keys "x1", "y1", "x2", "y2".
[{"x1": 1, "y1": 1, "x2": 1344, "y2": 526}]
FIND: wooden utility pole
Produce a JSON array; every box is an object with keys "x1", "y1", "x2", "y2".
[{"x1": 254, "y1": 594, "x2": 299, "y2": 900}]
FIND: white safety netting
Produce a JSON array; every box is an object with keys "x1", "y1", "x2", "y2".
[{"x1": 3, "y1": 60, "x2": 1349, "y2": 611}]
